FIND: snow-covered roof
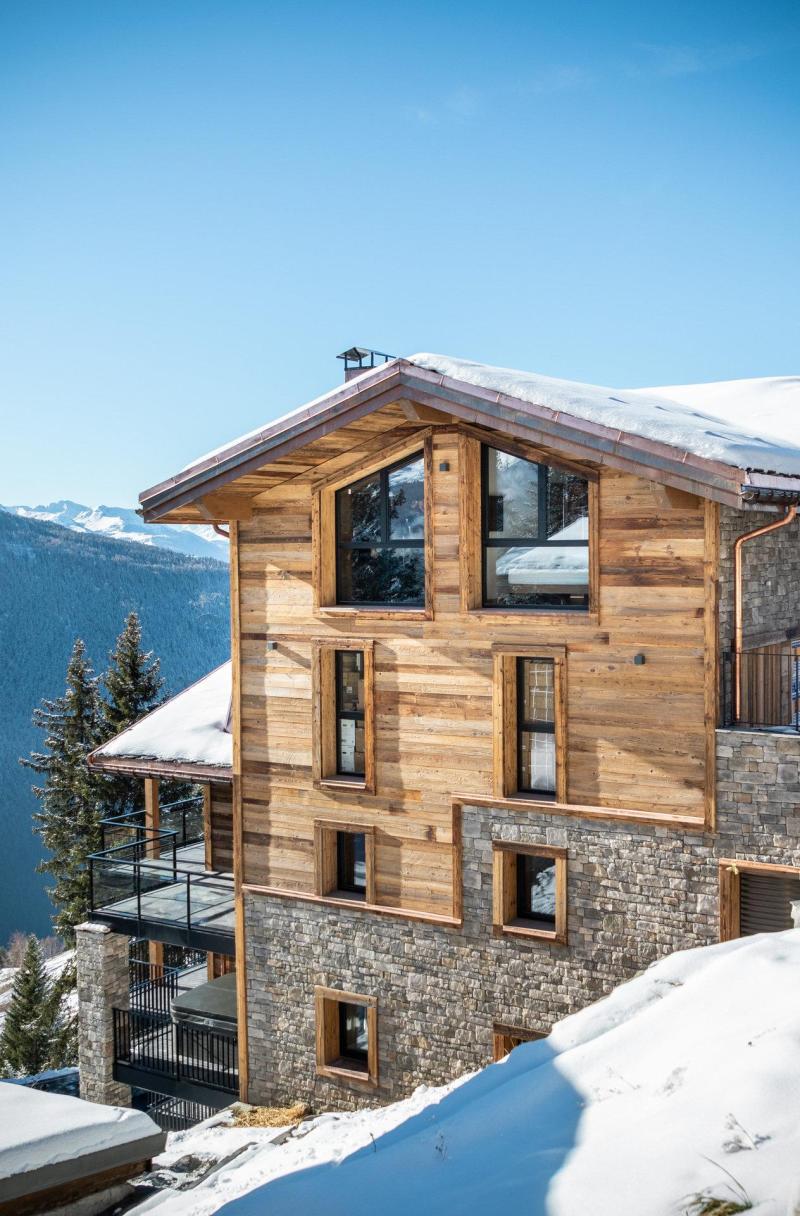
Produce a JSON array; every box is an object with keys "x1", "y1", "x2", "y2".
[
  {"x1": 0, "y1": 1084, "x2": 164, "y2": 1196},
  {"x1": 90, "y1": 661, "x2": 232, "y2": 775},
  {"x1": 408, "y1": 354, "x2": 800, "y2": 478},
  {"x1": 141, "y1": 355, "x2": 800, "y2": 521},
  {"x1": 635, "y1": 375, "x2": 800, "y2": 450},
  {"x1": 153, "y1": 931, "x2": 800, "y2": 1216}
]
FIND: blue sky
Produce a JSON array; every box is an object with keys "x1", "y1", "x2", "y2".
[{"x1": 1, "y1": 0, "x2": 798, "y2": 505}]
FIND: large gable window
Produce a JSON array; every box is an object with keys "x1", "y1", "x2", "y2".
[
  {"x1": 482, "y1": 445, "x2": 589, "y2": 610},
  {"x1": 335, "y1": 452, "x2": 425, "y2": 606}
]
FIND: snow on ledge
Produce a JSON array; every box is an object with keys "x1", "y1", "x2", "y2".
[{"x1": 92, "y1": 662, "x2": 232, "y2": 769}]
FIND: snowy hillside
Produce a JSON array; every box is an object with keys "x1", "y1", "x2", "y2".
[
  {"x1": 138, "y1": 932, "x2": 800, "y2": 1216},
  {"x1": 3, "y1": 501, "x2": 227, "y2": 563}
]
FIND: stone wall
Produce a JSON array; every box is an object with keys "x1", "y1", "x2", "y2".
[
  {"x1": 76, "y1": 922, "x2": 131, "y2": 1106},
  {"x1": 243, "y1": 729, "x2": 800, "y2": 1112},
  {"x1": 718, "y1": 506, "x2": 800, "y2": 651}
]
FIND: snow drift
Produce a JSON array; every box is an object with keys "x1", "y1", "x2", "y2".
[{"x1": 146, "y1": 932, "x2": 800, "y2": 1216}]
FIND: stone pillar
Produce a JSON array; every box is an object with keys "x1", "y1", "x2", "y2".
[{"x1": 76, "y1": 922, "x2": 131, "y2": 1106}]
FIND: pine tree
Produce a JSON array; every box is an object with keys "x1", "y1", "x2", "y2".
[
  {"x1": 0, "y1": 936, "x2": 55, "y2": 1077},
  {"x1": 23, "y1": 639, "x2": 103, "y2": 945},
  {"x1": 99, "y1": 612, "x2": 164, "y2": 818},
  {"x1": 103, "y1": 610, "x2": 163, "y2": 736}
]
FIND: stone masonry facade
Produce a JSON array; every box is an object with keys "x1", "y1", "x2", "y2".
[
  {"x1": 718, "y1": 505, "x2": 800, "y2": 651},
  {"x1": 76, "y1": 922, "x2": 131, "y2": 1106},
  {"x1": 243, "y1": 728, "x2": 800, "y2": 1112}
]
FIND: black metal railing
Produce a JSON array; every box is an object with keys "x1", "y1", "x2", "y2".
[
  {"x1": 130, "y1": 940, "x2": 207, "y2": 970},
  {"x1": 721, "y1": 649, "x2": 800, "y2": 732},
  {"x1": 100, "y1": 795, "x2": 204, "y2": 854},
  {"x1": 138, "y1": 1090, "x2": 221, "y2": 1132},
  {"x1": 88, "y1": 844, "x2": 234, "y2": 951},
  {"x1": 129, "y1": 959, "x2": 181, "y2": 1016},
  {"x1": 113, "y1": 1007, "x2": 239, "y2": 1098}
]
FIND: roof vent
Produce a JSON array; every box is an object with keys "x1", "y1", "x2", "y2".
[{"x1": 337, "y1": 346, "x2": 395, "y2": 382}]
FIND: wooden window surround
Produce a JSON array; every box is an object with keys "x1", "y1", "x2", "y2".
[
  {"x1": 493, "y1": 841, "x2": 568, "y2": 944},
  {"x1": 312, "y1": 433, "x2": 434, "y2": 620},
  {"x1": 493, "y1": 644, "x2": 567, "y2": 804},
  {"x1": 314, "y1": 821, "x2": 377, "y2": 905},
  {"x1": 315, "y1": 986, "x2": 378, "y2": 1086},
  {"x1": 492, "y1": 1023, "x2": 546, "y2": 1062},
  {"x1": 459, "y1": 429, "x2": 599, "y2": 622},
  {"x1": 312, "y1": 639, "x2": 375, "y2": 793},
  {"x1": 719, "y1": 858, "x2": 800, "y2": 942}
]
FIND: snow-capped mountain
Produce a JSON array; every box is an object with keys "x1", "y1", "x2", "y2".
[{"x1": 2, "y1": 501, "x2": 228, "y2": 563}]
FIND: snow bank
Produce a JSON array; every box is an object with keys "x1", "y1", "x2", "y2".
[
  {"x1": 92, "y1": 662, "x2": 232, "y2": 769},
  {"x1": 141, "y1": 932, "x2": 800, "y2": 1216},
  {"x1": 408, "y1": 354, "x2": 800, "y2": 477},
  {"x1": 0, "y1": 1085, "x2": 161, "y2": 1179}
]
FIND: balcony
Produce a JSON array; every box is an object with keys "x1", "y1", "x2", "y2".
[
  {"x1": 721, "y1": 648, "x2": 800, "y2": 733},
  {"x1": 88, "y1": 799, "x2": 234, "y2": 952},
  {"x1": 114, "y1": 959, "x2": 239, "y2": 1112}
]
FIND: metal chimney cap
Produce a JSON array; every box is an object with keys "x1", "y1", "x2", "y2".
[{"x1": 337, "y1": 346, "x2": 373, "y2": 363}]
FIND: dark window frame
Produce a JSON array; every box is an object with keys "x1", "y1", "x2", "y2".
[
  {"x1": 335, "y1": 450, "x2": 426, "y2": 608},
  {"x1": 516, "y1": 657, "x2": 556, "y2": 797},
  {"x1": 335, "y1": 830, "x2": 367, "y2": 898},
  {"x1": 335, "y1": 650, "x2": 365, "y2": 778},
  {"x1": 480, "y1": 443, "x2": 589, "y2": 611}
]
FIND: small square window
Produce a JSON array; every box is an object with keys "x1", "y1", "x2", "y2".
[
  {"x1": 315, "y1": 986, "x2": 378, "y2": 1085},
  {"x1": 719, "y1": 859, "x2": 800, "y2": 941},
  {"x1": 493, "y1": 843, "x2": 567, "y2": 944},
  {"x1": 314, "y1": 822, "x2": 375, "y2": 904}
]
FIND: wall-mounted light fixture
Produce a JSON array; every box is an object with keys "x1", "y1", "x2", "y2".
[
  {"x1": 266, "y1": 641, "x2": 278, "y2": 651},
  {"x1": 633, "y1": 653, "x2": 646, "y2": 666},
  {"x1": 439, "y1": 461, "x2": 450, "y2": 472}
]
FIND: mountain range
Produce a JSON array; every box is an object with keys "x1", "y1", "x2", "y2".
[
  {"x1": 2, "y1": 501, "x2": 228, "y2": 563},
  {"x1": 0, "y1": 509, "x2": 230, "y2": 945}
]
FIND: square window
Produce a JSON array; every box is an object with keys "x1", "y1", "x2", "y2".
[
  {"x1": 315, "y1": 986, "x2": 378, "y2": 1085},
  {"x1": 314, "y1": 822, "x2": 375, "y2": 904},
  {"x1": 481, "y1": 445, "x2": 589, "y2": 610},
  {"x1": 493, "y1": 843, "x2": 567, "y2": 943}
]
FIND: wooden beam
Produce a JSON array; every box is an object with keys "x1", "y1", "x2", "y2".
[
  {"x1": 143, "y1": 778, "x2": 164, "y2": 973},
  {"x1": 399, "y1": 401, "x2": 455, "y2": 424},
  {"x1": 229, "y1": 521, "x2": 249, "y2": 1103}
]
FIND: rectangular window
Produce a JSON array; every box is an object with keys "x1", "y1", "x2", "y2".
[
  {"x1": 493, "y1": 843, "x2": 567, "y2": 943},
  {"x1": 335, "y1": 451, "x2": 426, "y2": 606},
  {"x1": 335, "y1": 650, "x2": 365, "y2": 777},
  {"x1": 338, "y1": 1002, "x2": 369, "y2": 1066},
  {"x1": 517, "y1": 658, "x2": 556, "y2": 795},
  {"x1": 315, "y1": 986, "x2": 378, "y2": 1085},
  {"x1": 314, "y1": 822, "x2": 375, "y2": 904},
  {"x1": 481, "y1": 445, "x2": 589, "y2": 610},
  {"x1": 493, "y1": 647, "x2": 566, "y2": 802},
  {"x1": 312, "y1": 641, "x2": 374, "y2": 792},
  {"x1": 336, "y1": 831, "x2": 367, "y2": 897},
  {"x1": 719, "y1": 860, "x2": 800, "y2": 941}
]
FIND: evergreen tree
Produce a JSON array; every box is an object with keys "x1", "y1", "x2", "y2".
[
  {"x1": 0, "y1": 933, "x2": 70, "y2": 1079},
  {"x1": 23, "y1": 639, "x2": 103, "y2": 945},
  {"x1": 98, "y1": 612, "x2": 164, "y2": 818},
  {"x1": 103, "y1": 610, "x2": 163, "y2": 736}
]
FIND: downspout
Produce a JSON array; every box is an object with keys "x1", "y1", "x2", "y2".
[
  {"x1": 213, "y1": 523, "x2": 230, "y2": 539},
  {"x1": 733, "y1": 505, "x2": 798, "y2": 721}
]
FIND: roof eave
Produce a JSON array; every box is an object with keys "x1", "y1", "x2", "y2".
[
  {"x1": 138, "y1": 361, "x2": 800, "y2": 517},
  {"x1": 88, "y1": 752, "x2": 233, "y2": 783}
]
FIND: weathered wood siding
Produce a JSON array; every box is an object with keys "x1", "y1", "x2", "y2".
[
  {"x1": 209, "y1": 782, "x2": 234, "y2": 873},
  {"x1": 236, "y1": 415, "x2": 713, "y2": 918}
]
